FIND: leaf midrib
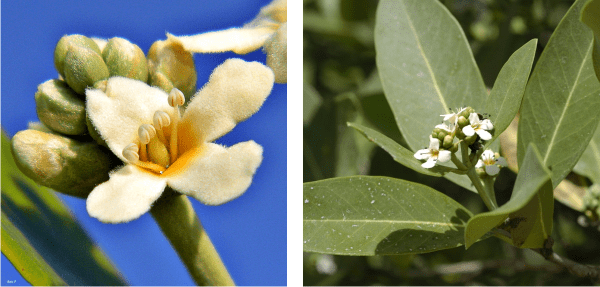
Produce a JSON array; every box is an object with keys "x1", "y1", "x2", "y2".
[
  {"x1": 401, "y1": 0, "x2": 449, "y2": 113},
  {"x1": 304, "y1": 219, "x2": 464, "y2": 227},
  {"x1": 542, "y1": 41, "x2": 594, "y2": 165}
]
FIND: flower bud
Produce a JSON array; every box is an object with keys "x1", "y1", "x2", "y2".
[
  {"x1": 431, "y1": 131, "x2": 439, "y2": 139},
  {"x1": 443, "y1": 135, "x2": 454, "y2": 149},
  {"x1": 436, "y1": 130, "x2": 447, "y2": 142},
  {"x1": 63, "y1": 45, "x2": 110, "y2": 95},
  {"x1": 264, "y1": 23, "x2": 287, "y2": 84},
  {"x1": 11, "y1": 129, "x2": 118, "y2": 198},
  {"x1": 465, "y1": 135, "x2": 477, "y2": 145},
  {"x1": 102, "y1": 37, "x2": 148, "y2": 82},
  {"x1": 35, "y1": 79, "x2": 87, "y2": 135},
  {"x1": 147, "y1": 39, "x2": 197, "y2": 102},
  {"x1": 54, "y1": 35, "x2": 102, "y2": 78},
  {"x1": 457, "y1": 116, "x2": 469, "y2": 128}
]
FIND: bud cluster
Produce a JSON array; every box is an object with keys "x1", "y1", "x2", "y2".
[
  {"x1": 583, "y1": 184, "x2": 600, "y2": 222},
  {"x1": 414, "y1": 107, "x2": 495, "y2": 170},
  {"x1": 12, "y1": 34, "x2": 199, "y2": 197}
]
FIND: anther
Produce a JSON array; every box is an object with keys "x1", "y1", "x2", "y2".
[
  {"x1": 138, "y1": 124, "x2": 156, "y2": 162},
  {"x1": 167, "y1": 88, "x2": 184, "y2": 164},
  {"x1": 153, "y1": 111, "x2": 170, "y2": 144},
  {"x1": 122, "y1": 143, "x2": 139, "y2": 162}
]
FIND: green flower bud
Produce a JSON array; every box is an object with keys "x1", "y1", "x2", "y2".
[
  {"x1": 437, "y1": 130, "x2": 447, "y2": 142},
  {"x1": 102, "y1": 37, "x2": 148, "y2": 82},
  {"x1": 35, "y1": 79, "x2": 87, "y2": 135},
  {"x1": 63, "y1": 45, "x2": 110, "y2": 95},
  {"x1": 11, "y1": 129, "x2": 118, "y2": 198},
  {"x1": 456, "y1": 127, "x2": 465, "y2": 139},
  {"x1": 431, "y1": 131, "x2": 439, "y2": 139},
  {"x1": 459, "y1": 107, "x2": 471, "y2": 118},
  {"x1": 147, "y1": 39, "x2": 197, "y2": 102},
  {"x1": 457, "y1": 116, "x2": 469, "y2": 128},
  {"x1": 465, "y1": 135, "x2": 477, "y2": 145},
  {"x1": 591, "y1": 198, "x2": 599, "y2": 209},
  {"x1": 443, "y1": 135, "x2": 454, "y2": 149},
  {"x1": 450, "y1": 142, "x2": 459, "y2": 153},
  {"x1": 54, "y1": 35, "x2": 102, "y2": 78}
]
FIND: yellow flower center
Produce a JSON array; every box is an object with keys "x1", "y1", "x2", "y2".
[{"x1": 121, "y1": 88, "x2": 186, "y2": 175}]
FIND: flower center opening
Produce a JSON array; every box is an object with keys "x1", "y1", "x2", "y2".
[
  {"x1": 483, "y1": 157, "x2": 496, "y2": 166},
  {"x1": 121, "y1": 88, "x2": 186, "y2": 174}
]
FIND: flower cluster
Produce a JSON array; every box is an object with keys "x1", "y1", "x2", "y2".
[{"x1": 414, "y1": 106, "x2": 499, "y2": 174}]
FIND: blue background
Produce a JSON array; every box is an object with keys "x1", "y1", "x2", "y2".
[{"x1": 1, "y1": 0, "x2": 287, "y2": 285}]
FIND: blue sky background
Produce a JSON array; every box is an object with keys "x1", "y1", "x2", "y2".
[{"x1": 1, "y1": 0, "x2": 287, "y2": 285}]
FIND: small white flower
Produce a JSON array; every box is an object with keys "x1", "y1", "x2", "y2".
[
  {"x1": 462, "y1": 113, "x2": 493, "y2": 140},
  {"x1": 414, "y1": 136, "x2": 451, "y2": 168},
  {"x1": 440, "y1": 107, "x2": 466, "y2": 124},
  {"x1": 435, "y1": 122, "x2": 454, "y2": 133},
  {"x1": 476, "y1": 150, "x2": 507, "y2": 176}
]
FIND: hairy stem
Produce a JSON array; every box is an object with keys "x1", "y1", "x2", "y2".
[
  {"x1": 150, "y1": 193, "x2": 234, "y2": 286},
  {"x1": 451, "y1": 153, "x2": 468, "y2": 170}
]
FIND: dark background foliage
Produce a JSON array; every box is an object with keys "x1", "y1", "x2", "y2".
[{"x1": 303, "y1": 0, "x2": 600, "y2": 285}]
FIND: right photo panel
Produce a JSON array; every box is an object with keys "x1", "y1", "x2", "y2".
[{"x1": 303, "y1": 0, "x2": 600, "y2": 285}]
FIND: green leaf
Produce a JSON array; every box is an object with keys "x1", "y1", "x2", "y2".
[
  {"x1": 581, "y1": 0, "x2": 600, "y2": 81},
  {"x1": 375, "y1": 0, "x2": 487, "y2": 152},
  {"x1": 303, "y1": 176, "x2": 473, "y2": 255},
  {"x1": 335, "y1": 93, "x2": 376, "y2": 176},
  {"x1": 375, "y1": 0, "x2": 486, "y2": 191},
  {"x1": 573, "y1": 125, "x2": 600, "y2": 183},
  {"x1": 518, "y1": 0, "x2": 600, "y2": 188},
  {"x1": 1, "y1": 131, "x2": 127, "y2": 285},
  {"x1": 347, "y1": 122, "x2": 441, "y2": 177},
  {"x1": 465, "y1": 144, "x2": 553, "y2": 249},
  {"x1": 484, "y1": 39, "x2": 537, "y2": 147}
]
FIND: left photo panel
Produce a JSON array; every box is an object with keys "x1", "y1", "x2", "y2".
[{"x1": 1, "y1": 0, "x2": 287, "y2": 285}]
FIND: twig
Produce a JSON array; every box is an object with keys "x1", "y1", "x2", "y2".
[{"x1": 530, "y1": 248, "x2": 600, "y2": 281}]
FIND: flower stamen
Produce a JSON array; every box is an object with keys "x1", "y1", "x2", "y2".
[
  {"x1": 168, "y1": 88, "x2": 185, "y2": 164},
  {"x1": 138, "y1": 124, "x2": 156, "y2": 162},
  {"x1": 122, "y1": 143, "x2": 166, "y2": 173},
  {"x1": 153, "y1": 110, "x2": 171, "y2": 145}
]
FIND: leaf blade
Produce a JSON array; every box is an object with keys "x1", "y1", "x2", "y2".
[
  {"x1": 304, "y1": 176, "x2": 473, "y2": 255},
  {"x1": 581, "y1": 0, "x2": 600, "y2": 81},
  {"x1": 518, "y1": 0, "x2": 600, "y2": 188}
]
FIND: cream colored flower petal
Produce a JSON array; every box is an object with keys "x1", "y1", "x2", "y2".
[
  {"x1": 167, "y1": 141, "x2": 263, "y2": 206},
  {"x1": 86, "y1": 77, "x2": 172, "y2": 162},
  {"x1": 167, "y1": 26, "x2": 276, "y2": 55},
  {"x1": 264, "y1": 23, "x2": 287, "y2": 83},
  {"x1": 179, "y1": 59, "x2": 274, "y2": 150},
  {"x1": 86, "y1": 165, "x2": 167, "y2": 223}
]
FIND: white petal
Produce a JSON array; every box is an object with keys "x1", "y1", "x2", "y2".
[
  {"x1": 414, "y1": 149, "x2": 431, "y2": 160},
  {"x1": 462, "y1": 125, "x2": 475, "y2": 137},
  {"x1": 179, "y1": 59, "x2": 274, "y2": 151},
  {"x1": 86, "y1": 165, "x2": 167, "y2": 223},
  {"x1": 264, "y1": 23, "x2": 287, "y2": 83},
  {"x1": 167, "y1": 26, "x2": 276, "y2": 55},
  {"x1": 428, "y1": 136, "x2": 440, "y2": 150},
  {"x1": 476, "y1": 129, "x2": 492, "y2": 141},
  {"x1": 440, "y1": 113, "x2": 455, "y2": 121},
  {"x1": 87, "y1": 77, "x2": 172, "y2": 162},
  {"x1": 485, "y1": 164, "x2": 500, "y2": 176},
  {"x1": 496, "y1": 157, "x2": 508, "y2": 167},
  {"x1": 468, "y1": 113, "x2": 480, "y2": 124},
  {"x1": 435, "y1": 123, "x2": 451, "y2": 131},
  {"x1": 421, "y1": 157, "x2": 437, "y2": 168},
  {"x1": 167, "y1": 141, "x2": 263, "y2": 205},
  {"x1": 476, "y1": 159, "x2": 484, "y2": 168},
  {"x1": 482, "y1": 150, "x2": 495, "y2": 161},
  {"x1": 437, "y1": 150, "x2": 451, "y2": 162},
  {"x1": 481, "y1": 119, "x2": 494, "y2": 130}
]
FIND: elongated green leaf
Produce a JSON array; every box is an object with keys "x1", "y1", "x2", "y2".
[
  {"x1": 375, "y1": 0, "x2": 487, "y2": 192},
  {"x1": 304, "y1": 81, "x2": 322, "y2": 126},
  {"x1": 518, "y1": 0, "x2": 600, "y2": 188},
  {"x1": 348, "y1": 122, "x2": 441, "y2": 177},
  {"x1": 465, "y1": 144, "x2": 553, "y2": 249},
  {"x1": 375, "y1": 0, "x2": 487, "y2": 152},
  {"x1": 303, "y1": 176, "x2": 473, "y2": 255},
  {"x1": 484, "y1": 39, "x2": 537, "y2": 146},
  {"x1": 581, "y1": 0, "x2": 600, "y2": 81},
  {"x1": 335, "y1": 94, "x2": 376, "y2": 176},
  {"x1": 1, "y1": 131, "x2": 127, "y2": 285},
  {"x1": 573, "y1": 125, "x2": 600, "y2": 183}
]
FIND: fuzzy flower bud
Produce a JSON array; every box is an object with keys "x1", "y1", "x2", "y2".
[
  {"x1": 147, "y1": 39, "x2": 197, "y2": 102},
  {"x1": 35, "y1": 79, "x2": 87, "y2": 135},
  {"x1": 55, "y1": 35, "x2": 109, "y2": 95},
  {"x1": 102, "y1": 37, "x2": 148, "y2": 82}
]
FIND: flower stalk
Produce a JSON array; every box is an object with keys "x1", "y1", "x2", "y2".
[
  {"x1": 461, "y1": 141, "x2": 497, "y2": 211},
  {"x1": 150, "y1": 192, "x2": 235, "y2": 286}
]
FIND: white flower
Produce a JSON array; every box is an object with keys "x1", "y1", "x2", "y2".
[
  {"x1": 85, "y1": 58, "x2": 275, "y2": 223},
  {"x1": 167, "y1": 0, "x2": 287, "y2": 83},
  {"x1": 435, "y1": 122, "x2": 454, "y2": 133},
  {"x1": 462, "y1": 113, "x2": 493, "y2": 140},
  {"x1": 414, "y1": 136, "x2": 451, "y2": 168},
  {"x1": 440, "y1": 107, "x2": 466, "y2": 124},
  {"x1": 476, "y1": 150, "x2": 507, "y2": 176}
]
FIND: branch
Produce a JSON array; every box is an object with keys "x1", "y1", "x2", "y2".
[{"x1": 530, "y1": 248, "x2": 600, "y2": 281}]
